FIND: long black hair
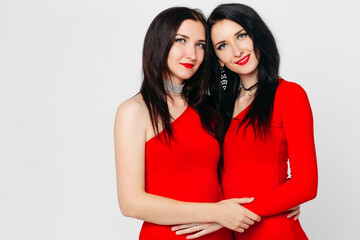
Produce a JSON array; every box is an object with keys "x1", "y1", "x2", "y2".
[
  {"x1": 141, "y1": 7, "x2": 221, "y2": 142},
  {"x1": 208, "y1": 3, "x2": 280, "y2": 139}
]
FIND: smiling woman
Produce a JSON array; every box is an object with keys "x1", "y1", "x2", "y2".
[
  {"x1": 173, "y1": 4, "x2": 317, "y2": 240},
  {"x1": 207, "y1": 4, "x2": 318, "y2": 240},
  {"x1": 114, "y1": 6, "x2": 261, "y2": 240},
  {"x1": 211, "y1": 19, "x2": 259, "y2": 80},
  {"x1": 167, "y1": 20, "x2": 206, "y2": 84}
]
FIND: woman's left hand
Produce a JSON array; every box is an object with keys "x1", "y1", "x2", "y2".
[
  {"x1": 287, "y1": 205, "x2": 300, "y2": 220},
  {"x1": 171, "y1": 222, "x2": 222, "y2": 239}
]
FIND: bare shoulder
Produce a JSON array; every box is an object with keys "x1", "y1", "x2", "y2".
[
  {"x1": 115, "y1": 94, "x2": 149, "y2": 131},
  {"x1": 116, "y1": 94, "x2": 147, "y2": 120}
]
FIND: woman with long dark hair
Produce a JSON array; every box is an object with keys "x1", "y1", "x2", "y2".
[
  {"x1": 174, "y1": 3, "x2": 317, "y2": 239},
  {"x1": 114, "y1": 7, "x2": 263, "y2": 239}
]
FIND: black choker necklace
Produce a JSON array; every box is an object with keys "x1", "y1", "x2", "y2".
[{"x1": 241, "y1": 81, "x2": 258, "y2": 96}]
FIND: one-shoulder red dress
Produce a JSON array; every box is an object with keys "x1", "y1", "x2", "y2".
[
  {"x1": 222, "y1": 80, "x2": 318, "y2": 240},
  {"x1": 139, "y1": 107, "x2": 233, "y2": 240}
]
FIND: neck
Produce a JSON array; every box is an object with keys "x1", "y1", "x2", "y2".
[
  {"x1": 167, "y1": 94, "x2": 187, "y2": 105},
  {"x1": 164, "y1": 80, "x2": 184, "y2": 94},
  {"x1": 239, "y1": 72, "x2": 258, "y2": 89},
  {"x1": 239, "y1": 72, "x2": 258, "y2": 97}
]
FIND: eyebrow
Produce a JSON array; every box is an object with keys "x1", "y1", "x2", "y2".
[
  {"x1": 214, "y1": 28, "x2": 245, "y2": 47},
  {"x1": 235, "y1": 29, "x2": 245, "y2": 36},
  {"x1": 176, "y1": 34, "x2": 189, "y2": 39},
  {"x1": 176, "y1": 34, "x2": 206, "y2": 43}
]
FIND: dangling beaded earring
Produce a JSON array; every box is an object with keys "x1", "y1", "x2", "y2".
[{"x1": 219, "y1": 66, "x2": 228, "y2": 90}]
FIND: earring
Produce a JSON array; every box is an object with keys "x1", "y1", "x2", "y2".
[{"x1": 219, "y1": 66, "x2": 228, "y2": 90}]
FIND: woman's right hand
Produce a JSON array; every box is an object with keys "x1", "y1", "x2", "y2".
[{"x1": 214, "y1": 197, "x2": 261, "y2": 232}]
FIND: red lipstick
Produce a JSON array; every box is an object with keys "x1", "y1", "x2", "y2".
[
  {"x1": 180, "y1": 63, "x2": 194, "y2": 69},
  {"x1": 236, "y1": 54, "x2": 250, "y2": 65}
]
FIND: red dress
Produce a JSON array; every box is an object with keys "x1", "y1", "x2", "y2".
[
  {"x1": 222, "y1": 80, "x2": 318, "y2": 240},
  {"x1": 139, "y1": 107, "x2": 233, "y2": 240}
]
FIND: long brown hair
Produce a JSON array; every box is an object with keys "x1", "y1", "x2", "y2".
[
  {"x1": 141, "y1": 7, "x2": 221, "y2": 142},
  {"x1": 208, "y1": 4, "x2": 280, "y2": 139}
]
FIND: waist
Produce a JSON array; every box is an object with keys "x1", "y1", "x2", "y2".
[
  {"x1": 221, "y1": 164, "x2": 288, "y2": 198},
  {"x1": 146, "y1": 174, "x2": 223, "y2": 202}
]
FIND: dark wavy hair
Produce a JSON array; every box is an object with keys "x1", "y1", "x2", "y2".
[
  {"x1": 140, "y1": 7, "x2": 221, "y2": 142},
  {"x1": 208, "y1": 3, "x2": 280, "y2": 139}
]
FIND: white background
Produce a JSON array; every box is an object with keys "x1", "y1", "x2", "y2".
[{"x1": 1, "y1": 0, "x2": 359, "y2": 239}]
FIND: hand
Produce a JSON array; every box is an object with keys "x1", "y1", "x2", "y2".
[
  {"x1": 171, "y1": 222, "x2": 222, "y2": 239},
  {"x1": 287, "y1": 205, "x2": 300, "y2": 221},
  {"x1": 214, "y1": 197, "x2": 261, "y2": 233}
]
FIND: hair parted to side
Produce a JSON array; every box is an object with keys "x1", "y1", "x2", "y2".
[
  {"x1": 208, "y1": 3, "x2": 280, "y2": 139},
  {"x1": 141, "y1": 7, "x2": 221, "y2": 142}
]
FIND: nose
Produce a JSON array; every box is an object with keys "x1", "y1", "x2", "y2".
[
  {"x1": 232, "y1": 43, "x2": 243, "y2": 57},
  {"x1": 185, "y1": 45, "x2": 197, "y2": 61}
]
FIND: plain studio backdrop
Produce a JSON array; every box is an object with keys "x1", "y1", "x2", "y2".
[{"x1": 0, "y1": 0, "x2": 359, "y2": 239}]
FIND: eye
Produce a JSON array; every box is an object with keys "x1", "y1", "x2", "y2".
[
  {"x1": 175, "y1": 38, "x2": 185, "y2": 43},
  {"x1": 217, "y1": 43, "x2": 227, "y2": 50},
  {"x1": 196, "y1": 42, "x2": 206, "y2": 49},
  {"x1": 237, "y1": 33, "x2": 247, "y2": 40}
]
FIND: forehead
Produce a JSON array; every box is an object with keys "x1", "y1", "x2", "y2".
[
  {"x1": 211, "y1": 19, "x2": 243, "y2": 41},
  {"x1": 176, "y1": 19, "x2": 205, "y2": 39}
]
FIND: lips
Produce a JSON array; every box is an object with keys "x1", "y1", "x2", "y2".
[
  {"x1": 236, "y1": 54, "x2": 250, "y2": 65},
  {"x1": 180, "y1": 63, "x2": 194, "y2": 69}
]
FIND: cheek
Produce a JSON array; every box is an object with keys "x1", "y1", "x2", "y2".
[
  {"x1": 245, "y1": 39, "x2": 255, "y2": 52},
  {"x1": 216, "y1": 51, "x2": 230, "y2": 64},
  {"x1": 168, "y1": 46, "x2": 182, "y2": 62},
  {"x1": 197, "y1": 50, "x2": 205, "y2": 63}
]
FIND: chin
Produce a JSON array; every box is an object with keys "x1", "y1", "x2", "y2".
[{"x1": 180, "y1": 73, "x2": 195, "y2": 80}]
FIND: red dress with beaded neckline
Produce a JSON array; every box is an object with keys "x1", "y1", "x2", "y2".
[
  {"x1": 222, "y1": 79, "x2": 318, "y2": 240},
  {"x1": 139, "y1": 106, "x2": 233, "y2": 240}
]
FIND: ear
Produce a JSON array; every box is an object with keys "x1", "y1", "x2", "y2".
[{"x1": 218, "y1": 59, "x2": 225, "y2": 67}]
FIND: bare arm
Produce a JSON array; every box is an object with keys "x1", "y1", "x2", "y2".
[
  {"x1": 173, "y1": 206, "x2": 301, "y2": 239},
  {"x1": 114, "y1": 98, "x2": 260, "y2": 228}
]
